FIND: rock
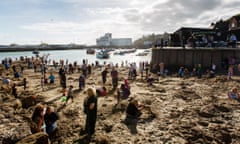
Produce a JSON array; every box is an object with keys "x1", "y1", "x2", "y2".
[{"x1": 16, "y1": 132, "x2": 49, "y2": 144}]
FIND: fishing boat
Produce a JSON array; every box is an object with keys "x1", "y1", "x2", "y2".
[{"x1": 96, "y1": 51, "x2": 110, "y2": 59}]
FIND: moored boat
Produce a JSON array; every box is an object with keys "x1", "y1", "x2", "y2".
[
  {"x1": 86, "y1": 48, "x2": 95, "y2": 54},
  {"x1": 32, "y1": 49, "x2": 39, "y2": 55},
  {"x1": 136, "y1": 52, "x2": 149, "y2": 56},
  {"x1": 96, "y1": 51, "x2": 110, "y2": 59}
]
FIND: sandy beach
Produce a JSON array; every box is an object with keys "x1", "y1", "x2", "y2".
[{"x1": 1, "y1": 59, "x2": 240, "y2": 144}]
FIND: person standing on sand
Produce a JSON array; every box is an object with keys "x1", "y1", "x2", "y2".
[
  {"x1": 58, "y1": 67, "x2": 64, "y2": 86},
  {"x1": 83, "y1": 88, "x2": 98, "y2": 136},
  {"x1": 139, "y1": 62, "x2": 144, "y2": 78},
  {"x1": 41, "y1": 77, "x2": 44, "y2": 91},
  {"x1": 228, "y1": 65, "x2": 234, "y2": 80},
  {"x1": 12, "y1": 83, "x2": 17, "y2": 98},
  {"x1": 65, "y1": 85, "x2": 74, "y2": 105},
  {"x1": 79, "y1": 74, "x2": 85, "y2": 90},
  {"x1": 101, "y1": 68, "x2": 108, "y2": 84},
  {"x1": 31, "y1": 104, "x2": 45, "y2": 134},
  {"x1": 197, "y1": 64, "x2": 202, "y2": 79},
  {"x1": 23, "y1": 78, "x2": 27, "y2": 90},
  {"x1": 111, "y1": 67, "x2": 118, "y2": 89},
  {"x1": 159, "y1": 62, "x2": 164, "y2": 76},
  {"x1": 44, "y1": 106, "x2": 59, "y2": 135},
  {"x1": 61, "y1": 73, "x2": 67, "y2": 91}
]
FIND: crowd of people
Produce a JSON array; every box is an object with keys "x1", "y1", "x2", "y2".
[{"x1": 1, "y1": 53, "x2": 240, "y2": 143}]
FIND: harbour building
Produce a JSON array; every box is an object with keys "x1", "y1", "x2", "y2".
[{"x1": 96, "y1": 33, "x2": 132, "y2": 46}]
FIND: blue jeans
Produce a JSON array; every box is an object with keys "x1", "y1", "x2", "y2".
[{"x1": 46, "y1": 122, "x2": 57, "y2": 135}]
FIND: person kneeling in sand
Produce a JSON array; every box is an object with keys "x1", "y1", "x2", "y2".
[
  {"x1": 96, "y1": 86, "x2": 107, "y2": 97},
  {"x1": 228, "y1": 87, "x2": 240, "y2": 101},
  {"x1": 125, "y1": 98, "x2": 144, "y2": 125}
]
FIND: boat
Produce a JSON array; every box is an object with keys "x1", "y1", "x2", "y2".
[
  {"x1": 136, "y1": 52, "x2": 149, "y2": 56},
  {"x1": 96, "y1": 51, "x2": 110, "y2": 59},
  {"x1": 32, "y1": 49, "x2": 39, "y2": 55},
  {"x1": 86, "y1": 48, "x2": 95, "y2": 54},
  {"x1": 114, "y1": 48, "x2": 136, "y2": 55}
]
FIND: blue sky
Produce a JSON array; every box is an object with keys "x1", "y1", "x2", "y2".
[{"x1": 0, "y1": 0, "x2": 239, "y2": 45}]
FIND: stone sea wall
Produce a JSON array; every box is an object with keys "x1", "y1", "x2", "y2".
[{"x1": 151, "y1": 47, "x2": 240, "y2": 70}]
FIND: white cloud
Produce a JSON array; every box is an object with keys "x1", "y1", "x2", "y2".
[{"x1": 0, "y1": 0, "x2": 239, "y2": 45}]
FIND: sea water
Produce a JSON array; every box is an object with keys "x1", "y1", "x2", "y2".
[{"x1": 0, "y1": 49, "x2": 151, "y2": 65}]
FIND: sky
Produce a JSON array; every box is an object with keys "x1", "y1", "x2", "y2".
[{"x1": 0, "y1": 0, "x2": 239, "y2": 45}]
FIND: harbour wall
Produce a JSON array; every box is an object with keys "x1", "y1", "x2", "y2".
[{"x1": 151, "y1": 47, "x2": 240, "y2": 71}]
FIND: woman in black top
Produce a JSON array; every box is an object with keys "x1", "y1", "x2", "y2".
[
  {"x1": 126, "y1": 99, "x2": 143, "y2": 119},
  {"x1": 83, "y1": 88, "x2": 98, "y2": 136},
  {"x1": 44, "y1": 106, "x2": 59, "y2": 135}
]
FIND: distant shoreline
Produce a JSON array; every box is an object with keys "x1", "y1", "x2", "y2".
[{"x1": 0, "y1": 47, "x2": 85, "y2": 52}]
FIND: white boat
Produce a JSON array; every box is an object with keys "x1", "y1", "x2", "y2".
[
  {"x1": 114, "y1": 48, "x2": 136, "y2": 55},
  {"x1": 136, "y1": 52, "x2": 149, "y2": 56}
]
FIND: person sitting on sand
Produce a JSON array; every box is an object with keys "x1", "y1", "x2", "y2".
[
  {"x1": 147, "y1": 74, "x2": 155, "y2": 86},
  {"x1": 31, "y1": 104, "x2": 45, "y2": 134},
  {"x1": 49, "y1": 73, "x2": 55, "y2": 84},
  {"x1": 116, "y1": 84, "x2": 130, "y2": 104},
  {"x1": 228, "y1": 87, "x2": 240, "y2": 101},
  {"x1": 2, "y1": 76, "x2": 11, "y2": 85},
  {"x1": 44, "y1": 106, "x2": 59, "y2": 135},
  {"x1": 124, "y1": 79, "x2": 130, "y2": 90},
  {"x1": 14, "y1": 71, "x2": 21, "y2": 78}
]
